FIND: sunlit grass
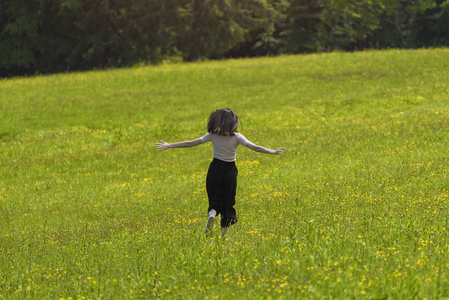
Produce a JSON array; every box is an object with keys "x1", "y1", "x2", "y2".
[{"x1": 1, "y1": 49, "x2": 449, "y2": 299}]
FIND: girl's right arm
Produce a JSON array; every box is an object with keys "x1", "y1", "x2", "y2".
[
  {"x1": 156, "y1": 138, "x2": 203, "y2": 151},
  {"x1": 245, "y1": 142, "x2": 286, "y2": 155}
]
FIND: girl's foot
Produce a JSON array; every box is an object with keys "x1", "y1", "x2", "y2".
[
  {"x1": 221, "y1": 227, "x2": 228, "y2": 237},
  {"x1": 205, "y1": 216, "x2": 215, "y2": 235}
]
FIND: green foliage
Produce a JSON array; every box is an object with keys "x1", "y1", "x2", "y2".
[
  {"x1": 277, "y1": 0, "x2": 322, "y2": 53},
  {"x1": 413, "y1": 3, "x2": 449, "y2": 47},
  {"x1": 278, "y1": 0, "x2": 442, "y2": 52},
  {"x1": 316, "y1": 0, "x2": 382, "y2": 50},
  {"x1": 1, "y1": 49, "x2": 449, "y2": 298},
  {"x1": 1, "y1": 0, "x2": 449, "y2": 76},
  {"x1": 368, "y1": 0, "x2": 437, "y2": 48},
  {"x1": 166, "y1": 0, "x2": 289, "y2": 60},
  {"x1": 0, "y1": 0, "x2": 41, "y2": 73}
]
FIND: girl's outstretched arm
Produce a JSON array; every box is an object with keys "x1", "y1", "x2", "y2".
[
  {"x1": 245, "y1": 142, "x2": 286, "y2": 155},
  {"x1": 156, "y1": 138, "x2": 203, "y2": 151}
]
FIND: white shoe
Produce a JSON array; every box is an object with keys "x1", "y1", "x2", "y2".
[{"x1": 205, "y1": 216, "x2": 215, "y2": 235}]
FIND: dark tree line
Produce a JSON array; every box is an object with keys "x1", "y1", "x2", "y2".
[{"x1": 1, "y1": 0, "x2": 449, "y2": 77}]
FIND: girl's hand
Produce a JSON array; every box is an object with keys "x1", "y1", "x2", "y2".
[
  {"x1": 156, "y1": 140, "x2": 170, "y2": 151},
  {"x1": 274, "y1": 147, "x2": 286, "y2": 155}
]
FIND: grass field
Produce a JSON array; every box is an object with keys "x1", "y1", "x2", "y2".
[{"x1": 1, "y1": 48, "x2": 449, "y2": 299}]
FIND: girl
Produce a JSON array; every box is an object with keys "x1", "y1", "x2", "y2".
[{"x1": 156, "y1": 108, "x2": 286, "y2": 237}]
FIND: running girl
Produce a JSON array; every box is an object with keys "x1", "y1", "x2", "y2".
[{"x1": 156, "y1": 108, "x2": 286, "y2": 237}]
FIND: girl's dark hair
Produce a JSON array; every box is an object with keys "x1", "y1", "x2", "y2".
[{"x1": 207, "y1": 108, "x2": 240, "y2": 136}]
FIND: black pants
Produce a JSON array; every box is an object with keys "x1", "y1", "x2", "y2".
[{"x1": 206, "y1": 158, "x2": 238, "y2": 228}]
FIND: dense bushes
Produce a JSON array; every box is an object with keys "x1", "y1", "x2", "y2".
[{"x1": 1, "y1": 0, "x2": 448, "y2": 76}]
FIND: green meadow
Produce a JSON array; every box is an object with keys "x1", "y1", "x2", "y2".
[{"x1": 1, "y1": 49, "x2": 449, "y2": 299}]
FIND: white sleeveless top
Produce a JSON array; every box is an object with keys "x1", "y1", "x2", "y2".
[{"x1": 200, "y1": 133, "x2": 250, "y2": 162}]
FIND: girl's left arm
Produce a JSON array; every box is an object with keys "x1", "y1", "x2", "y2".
[
  {"x1": 245, "y1": 142, "x2": 286, "y2": 155},
  {"x1": 156, "y1": 138, "x2": 203, "y2": 151},
  {"x1": 238, "y1": 134, "x2": 285, "y2": 155}
]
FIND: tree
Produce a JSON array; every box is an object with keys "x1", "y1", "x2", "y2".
[
  {"x1": 168, "y1": 0, "x2": 288, "y2": 61},
  {"x1": 413, "y1": 0, "x2": 449, "y2": 47},
  {"x1": 0, "y1": 0, "x2": 87, "y2": 75},
  {"x1": 64, "y1": 0, "x2": 159, "y2": 69},
  {"x1": 277, "y1": 0, "x2": 322, "y2": 53},
  {"x1": 368, "y1": 0, "x2": 436, "y2": 48},
  {"x1": 270, "y1": 0, "x2": 385, "y2": 53},
  {"x1": 277, "y1": 0, "x2": 440, "y2": 52},
  {"x1": 0, "y1": 0, "x2": 43, "y2": 75},
  {"x1": 1, "y1": 0, "x2": 448, "y2": 76}
]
